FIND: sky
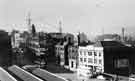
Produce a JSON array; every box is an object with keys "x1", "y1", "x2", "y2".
[{"x1": 1, "y1": 0, "x2": 135, "y2": 38}]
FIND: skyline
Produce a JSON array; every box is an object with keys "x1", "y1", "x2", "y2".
[{"x1": 1, "y1": 0, "x2": 135, "y2": 37}]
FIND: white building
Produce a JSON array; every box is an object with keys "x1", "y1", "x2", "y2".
[{"x1": 78, "y1": 43, "x2": 104, "y2": 78}]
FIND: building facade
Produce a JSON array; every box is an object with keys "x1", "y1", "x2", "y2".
[
  {"x1": 54, "y1": 33, "x2": 74, "y2": 67},
  {"x1": 55, "y1": 44, "x2": 65, "y2": 65},
  {"x1": 68, "y1": 45, "x2": 78, "y2": 71},
  {"x1": 78, "y1": 44, "x2": 104, "y2": 74},
  {"x1": 11, "y1": 31, "x2": 24, "y2": 49},
  {"x1": 100, "y1": 41, "x2": 135, "y2": 76}
]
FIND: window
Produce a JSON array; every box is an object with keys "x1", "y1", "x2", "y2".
[
  {"x1": 94, "y1": 59, "x2": 97, "y2": 64},
  {"x1": 80, "y1": 51, "x2": 82, "y2": 55},
  {"x1": 71, "y1": 61, "x2": 74, "y2": 68},
  {"x1": 99, "y1": 59, "x2": 102, "y2": 64},
  {"x1": 76, "y1": 50, "x2": 78, "y2": 53},
  {"x1": 88, "y1": 52, "x2": 92, "y2": 56},
  {"x1": 99, "y1": 52, "x2": 101, "y2": 57},
  {"x1": 80, "y1": 58, "x2": 83, "y2": 62},
  {"x1": 88, "y1": 58, "x2": 93, "y2": 63},
  {"x1": 94, "y1": 52, "x2": 97, "y2": 56},
  {"x1": 84, "y1": 51, "x2": 86, "y2": 56},
  {"x1": 72, "y1": 50, "x2": 74, "y2": 53},
  {"x1": 84, "y1": 58, "x2": 87, "y2": 62},
  {"x1": 62, "y1": 48, "x2": 64, "y2": 50},
  {"x1": 88, "y1": 65, "x2": 92, "y2": 68},
  {"x1": 85, "y1": 65, "x2": 87, "y2": 67}
]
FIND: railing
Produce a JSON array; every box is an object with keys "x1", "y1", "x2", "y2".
[{"x1": 8, "y1": 65, "x2": 43, "y2": 81}]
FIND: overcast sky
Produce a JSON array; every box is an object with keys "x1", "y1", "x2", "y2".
[{"x1": 1, "y1": 0, "x2": 135, "y2": 37}]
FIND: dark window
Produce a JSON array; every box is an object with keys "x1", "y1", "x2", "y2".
[
  {"x1": 99, "y1": 52, "x2": 101, "y2": 57},
  {"x1": 88, "y1": 52, "x2": 92, "y2": 56},
  {"x1": 76, "y1": 50, "x2": 78, "y2": 53},
  {"x1": 94, "y1": 52, "x2": 97, "y2": 56},
  {"x1": 72, "y1": 50, "x2": 74, "y2": 53},
  {"x1": 84, "y1": 58, "x2": 87, "y2": 62},
  {"x1": 85, "y1": 65, "x2": 87, "y2": 67},
  {"x1": 88, "y1": 58, "x2": 93, "y2": 63},
  {"x1": 71, "y1": 61, "x2": 74, "y2": 68},
  {"x1": 99, "y1": 59, "x2": 102, "y2": 64},
  {"x1": 80, "y1": 58, "x2": 83, "y2": 62},
  {"x1": 88, "y1": 65, "x2": 92, "y2": 68},
  {"x1": 94, "y1": 59, "x2": 97, "y2": 64}
]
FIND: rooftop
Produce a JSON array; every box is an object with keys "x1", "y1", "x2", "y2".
[
  {"x1": 100, "y1": 41, "x2": 126, "y2": 47},
  {"x1": 94, "y1": 41, "x2": 126, "y2": 47}
]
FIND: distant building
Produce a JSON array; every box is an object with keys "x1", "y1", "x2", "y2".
[
  {"x1": 68, "y1": 45, "x2": 78, "y2": 71},
  {"x1": 55, "y1": 33, "x2": 74, "y2": 67},
  {"x1": 55, "y1": 42, "x2": 68, "y2": 66},
  {"x1": 95, "y1": 34, "x2": 121, "y2": 42},
  {"x1": 77, "y1": 32, "x2": 88, "y2": 45},
  {"x1": 55, "y1": 44, "x2": 64, "y2": 65},
  {"x1": 49, "y1": 32, "x2": 74, "y2": 43},
  {"x1": 52, "y1": 32, "x2": 74, "y2": 66},
  {"x1": 0, "y1": 30, "x2": 12, "y2": 66},
  {"x1": 11, "y1": 30, "x2": 24, "y2": 48}
]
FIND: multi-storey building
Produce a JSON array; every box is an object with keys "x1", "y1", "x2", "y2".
[
  {"x1": 78, "y1": 41, "x2": 135, "y2": 77},
  {"x1": 27, "y1": 35, "x2": 45, "y2": 56},
  {"x1": 78, "y1": 44, "x2": 104, "y2": 74},
  {"x1": 0, "y1": 30, "x2": 12, "y2": 66},
  {"x1": 54, "y1": 33, "x2": 74, "y2": 67},
  {"x1": 68, "y1": 45, "x2": 78, "y2": 71},
  {"x1": 100, "y1": 41, "x2": 134, "y2": 76},
  {"x1": 11, "y1": 30, "x2": 24, "y2": 49},
  {"x1": 55, "y1": 42, "x2": 68, "y2": 66}
]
